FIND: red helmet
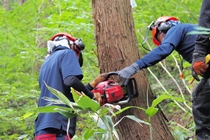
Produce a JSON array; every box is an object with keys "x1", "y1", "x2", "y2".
[
  {"x1": 50, "y1": 32, "x2": 76, "y2": 42},
  {"x1": 50, "y1": 32, "x2": 85, "y2": 51},
  {"x1": 151, "y1": 16, "x2": 179, "y2": 46},
  {"x1": 50, "y1": 32, "x2": 85, "y2": 67}
]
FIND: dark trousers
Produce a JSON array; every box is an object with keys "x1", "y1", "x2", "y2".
[
  {"x1": 192, "y1": 78, "x2": 210, "y2": 140},
  {"x1": 35, "y1": 128, "x2": 72, "y2": 140}
]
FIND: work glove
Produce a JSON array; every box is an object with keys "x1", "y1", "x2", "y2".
[
  {"x1": 93, "y1": 92, "x2": 102, "y2": 104},
  {"x1": 192, "y1": 53, "x2": 209, "y2": 81},
  {"x1": 90, "y1": 73, "x2": 108, "y2": 88},
  {"x1": 118, "y1": 63, "x2": 140, "y2": 85}
]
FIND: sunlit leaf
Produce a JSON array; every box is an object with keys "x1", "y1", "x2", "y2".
[
  {"x1": 102, "y1": 115, "x2": 119, "y2": 140},
  {"x1": 112, "y1": 106, "x2": 145, "y2": 117},
  {"x1": 20, "y1": 112, "x2": 34, "y2": 120},
  {"x1": 72, "y1": 90, "x2": 100, "y2": 112},
  {"x1": 55, "y1": 108, "x2": 77, "y2": 118},
  {"x1": 151, "y1": 94, "x2": 184, "y2": 108},
  {"x1": 84, "y1": 129, "x2": 94, "y2": 139},
  {"x1": 37, "y1": 106, "x2": 59, "y2": 113},
  {"x1": 145, "y1": 107, "x2": 159, "y2": 117},
  {"x1": 114, "y1": 115, "x2": 150, "y2": 127},
  {"x1": 99, "y1": 107, "x2": 109, "y2": 116},
  {"x1": 112, "y1": 128, "x2": 120, "y2": 140},
  {"x1": 44, "y1": 82, "x2": 76, "y2": 110},
  {"x1": 41, "y1": 96, "x2": 65, "y2": 105},
  {"x1": 18, "y1": 134, "x2": 28, "y2": 140},
  {"x1": 102, "y1": 132, "x2": 112, "y2": 140},
  {"x1": 101, "y1": 115, "x2": 114, "y2": 131},
  {"x1": 91, "y1": 113, "x2": 107, "y2": 130},
  {"x1": 37, "y1": 105, "x2": 73, "y2": 113}
]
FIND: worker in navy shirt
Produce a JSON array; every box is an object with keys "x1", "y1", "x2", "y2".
[
  {"x1": 34, "y1": 33, "x2": 107, "y2": 140},
  {"x1": 191, "y1": 0, "x2": 210, "y2": 139},
  {"x1": 118, "y1": 16, "x2": 196, "y2": 85},
  {"x1": 118, "y1": 16, "x2": 204, "y2": 136}
]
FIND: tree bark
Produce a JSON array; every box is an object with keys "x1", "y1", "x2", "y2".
[
  {"x1": 18, "y1": 0, "x2": 26, "y2": 5},
  {"x1": 92, "y1": 0, "x2": 174, "y2": 139},
  {"x1": 3, "y1": 0, "x2": 9, "y2": 11}
]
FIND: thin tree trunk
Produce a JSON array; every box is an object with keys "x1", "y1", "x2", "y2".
[
  {"x1": 18, "y1": 0, "x2": 26, "y2": 5},
  {"x1": 92, "y1": 0, "x2": 174, "y2": 139},
  {"x1": 3, "y1": 0, "x2": 9, "y2": 11}
]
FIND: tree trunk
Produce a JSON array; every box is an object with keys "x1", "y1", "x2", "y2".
[
  {"x1": 18, "y1": 0, "x2": 26, "y2": 5},
  {"x1": 3, "y1": 0, "x2": 9, "y2": 11},
  {"x1": 92, "y1": 0, "x2": 174, "y2": 139}
]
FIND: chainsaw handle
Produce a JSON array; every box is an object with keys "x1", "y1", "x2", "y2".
[
  {"x1": 117, "y1": 78, "x2": 139, "y2": 104},
  {"x1": 106, "y1": 71, "x2": 119, "y2": 80}
]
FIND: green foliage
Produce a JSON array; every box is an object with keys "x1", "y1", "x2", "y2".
[
  {"x1": 0, "y1": 0, "x2": 202, "y2": 139},
  {"x1": 38, "y1": 84, "x2": 150, "y2": 140},
  {"x1": 146, "y1": 94, "x2": 185, "y2": 117}
]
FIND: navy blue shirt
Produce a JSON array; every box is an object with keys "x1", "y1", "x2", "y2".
[
  {"x1": 35, "y1": 46, "x2": 82, "y2": 136},
  {"x1": 136, "y1": 24, "x2": 197, "y2": 68}
]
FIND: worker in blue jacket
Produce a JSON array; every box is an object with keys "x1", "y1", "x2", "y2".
[
  {"x1": 118, "y1": 16, "x2": 205, "y2": 137},
  {"x1": 119, "y1": 16, "x2": 196, "y2": 85},
  {"x1": 191, "y1": 0, "x2": 210, "y2": 139},
  {"x1": 34, "y1": 33, "x2": 107, "y2": 140}
]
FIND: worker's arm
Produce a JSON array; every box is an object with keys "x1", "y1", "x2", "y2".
[
  {"x1": 135, "y1": 42, "x2": 174, "y2": 69},
  {"x1": 64, "y1": 73, "x2": 108, "y2": 100},
  {"x1": 119, "y1": 42, "x2": 175, "y2": 85},
  {"x1": 64, "y1": 75, "x2": 94, "y2": 98},
  {"x1": 192, "y1": 0, "x2": 210, "y2": 81}
]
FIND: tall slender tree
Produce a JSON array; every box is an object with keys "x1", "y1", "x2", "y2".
[
  {"x1": 18, "y1": 0, "x2": 26, "y2": 5},
  {"x1": 92, "y1": 0, "x2": 174, "y2": 139},
  {"x1": 3, "y1": 0, "x2": 9, "y2": 11}
]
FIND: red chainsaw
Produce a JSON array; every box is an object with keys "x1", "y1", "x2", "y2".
[{"x1": 92, "y1": 72, "x2": 139, "y2": 105}]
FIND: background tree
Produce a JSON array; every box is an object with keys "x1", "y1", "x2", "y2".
[
  {"x1": 92, "y1": 0, "x2": 174, "y2": 139},
  {"x1": 3, "y1": 0, "x2": 9, "y2": 10},
  {"x1": 18, "y1": 0, "x2": 26, "y2": 5}
]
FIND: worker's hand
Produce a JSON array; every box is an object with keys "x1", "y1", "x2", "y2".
[
  {"x1": 90, "y1": 73, "x2": 108, "y2": 88},
  {"x1": 192, "y1": 53, "x2": 209, "y2": 81},
  {"x1": 118, "y1": 63, "x2": 140, "y2": 85},
  {"x1": 93, "y1": 92, "x2": 102, "y2": 104}
]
